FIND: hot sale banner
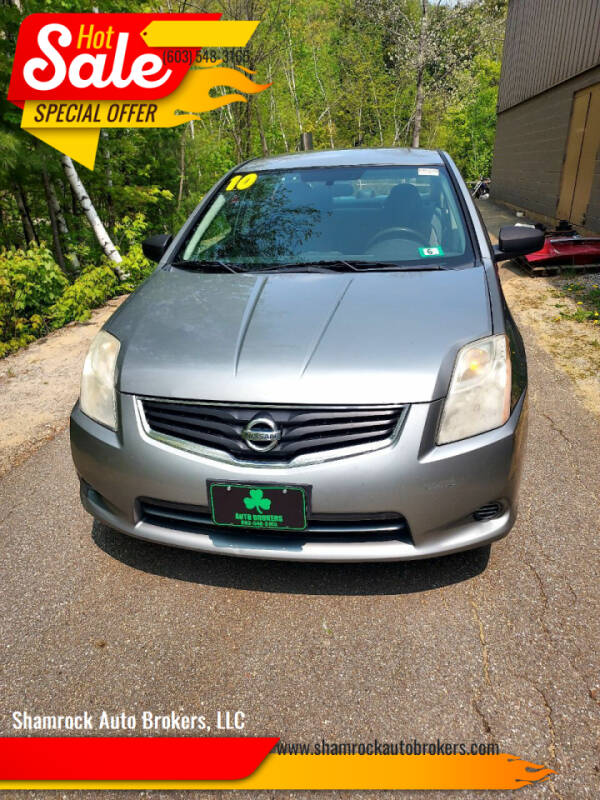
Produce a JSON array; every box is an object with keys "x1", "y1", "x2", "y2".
[{"x1": 7, "y1": 13, "x2": 271, "y2": 169}]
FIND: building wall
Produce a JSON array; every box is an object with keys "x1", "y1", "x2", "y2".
[
  {"x1": 491, "y1": 65, "x2": 600, "y2": 232},
  {"x1": 498, "y1": 0, "x2": 600, "y2": 112}
]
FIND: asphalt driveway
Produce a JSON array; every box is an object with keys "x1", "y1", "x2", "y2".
[{"x1": 1, "y1": 254, "x2": 599, "y2": 799}]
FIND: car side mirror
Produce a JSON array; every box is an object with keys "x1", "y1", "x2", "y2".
[
  {"x1": 142, "y1": 233, "x2": 173, "y2": 263},
  {"x1": 493, "y1": 225, "x2": 545, "y2": 262}
]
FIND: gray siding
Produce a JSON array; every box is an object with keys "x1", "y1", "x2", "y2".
[
  {"x1": 498, "y1": 0, "x2": 600, "y2": 112},
  {"x1": 491, "y1": 65, "x2": 600, "y2": 231}
]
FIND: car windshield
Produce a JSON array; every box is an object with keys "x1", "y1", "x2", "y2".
[{"x1": 178, "y1": 164, "x2": 474, "y2": 270}]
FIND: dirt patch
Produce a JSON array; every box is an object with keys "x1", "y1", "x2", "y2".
[
  {"x1": 0, "y1": 296, "x2": 127, "y2": 477},
  {"x1": 499, "y1": 263, "x2": 600, "y2": 418}
]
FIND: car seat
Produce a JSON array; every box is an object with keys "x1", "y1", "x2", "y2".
[{"x1": 383, "y1": 184, "x2": 432, "y2": 242}]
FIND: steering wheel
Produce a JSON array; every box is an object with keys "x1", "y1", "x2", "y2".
[{"x1": 366, "y1": 226, "x2": 426, "y2": 250}]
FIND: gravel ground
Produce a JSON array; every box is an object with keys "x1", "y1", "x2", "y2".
[
  {"x1": 1, "y1": 221, "x2": 599, "y2": 799},
  {"x1": 480, "y1": 199, "x2": 600, "y2": 417},
  {"x1": 499, "y1": 268, "x2": 600, "y2": 417}
]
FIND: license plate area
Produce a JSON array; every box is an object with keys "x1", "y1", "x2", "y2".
[{"x1": 208, "y1": 481, "x2": 309, "y2": 531}]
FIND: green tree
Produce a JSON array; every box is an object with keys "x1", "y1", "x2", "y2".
[{"x1": 437, "y1": 56, "x2": 501, "y2": 181}]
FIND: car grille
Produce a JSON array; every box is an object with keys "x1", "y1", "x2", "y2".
[
  {"x1": 139, "y1": 399, "x2": 407, "y2": 462},
  {"x1": 139, "y1": 498, "x2": 412, "y2": 543}
]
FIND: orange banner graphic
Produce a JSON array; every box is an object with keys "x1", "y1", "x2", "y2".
[{"x1": 0, "y1": 753, "x2": 555, "y2": 791}]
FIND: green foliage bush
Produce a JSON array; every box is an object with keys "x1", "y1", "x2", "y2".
[
  {"x1": 112, "y1": 213, "x2": 156, "y2": 291},
  {"x1": 48, "y1": 263, "x2": 120, "y2": 329},
  {"x1": 118, "y1": 243, "x2": 156, "y2": 292},
  {"x1": 0, "y1": 244, "x2": 68, "y2": 357},
  {"x1": 0, "y1": 215, "x2": 155, "y2": 358}
]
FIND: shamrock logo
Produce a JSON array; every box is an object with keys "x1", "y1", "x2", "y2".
[{"x1": 243, "y1": 488, "x2": 271, "y2": 514}]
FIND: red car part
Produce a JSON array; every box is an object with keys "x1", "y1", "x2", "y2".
[{"x1": 524, "y1": 236, "x2": 600, "y2": 266}]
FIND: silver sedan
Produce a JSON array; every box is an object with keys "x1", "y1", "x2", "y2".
[{"x1": 71, "y1": 148, "x2": 543, "y2": 561}]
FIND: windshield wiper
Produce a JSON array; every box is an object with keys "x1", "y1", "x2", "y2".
[
  {"x1": 170, "y1": 259, "x2": 243, "y2": 274},
  {"x1": 171, "y1": 258, "x2": 450, "y2": 274},
  {"x1": 255, "y1": 259, "x2": 450, "y2": 273},
  {"x1": 256, "y1": 260, "x2": 360, "y2": 273}
]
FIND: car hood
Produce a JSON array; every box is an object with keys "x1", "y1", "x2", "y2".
[{"x1": 109, "y1": 268, "x2": 492, "y2": 405}]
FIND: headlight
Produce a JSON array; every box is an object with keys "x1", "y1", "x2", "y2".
[
  {"x1": 80, "y1": 330, "x2": 120, "y2": 430},
  {"x1": 437, "y1": 334, "x2": 511, "y2": 445}
]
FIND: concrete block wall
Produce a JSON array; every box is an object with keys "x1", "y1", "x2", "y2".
[{"x1": 491, "y1": 65, "x2": 600, "y2": 232}]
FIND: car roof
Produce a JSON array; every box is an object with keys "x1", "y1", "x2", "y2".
[{"x1": 244, "y1": 147, "x2": 444, "y2": 172}]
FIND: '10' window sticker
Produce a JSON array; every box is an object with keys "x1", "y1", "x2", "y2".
[{"x1": 225, "y1": 173, "x2": 258, "y2": 191}]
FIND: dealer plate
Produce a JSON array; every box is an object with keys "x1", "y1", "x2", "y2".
[{"x1": 208, "y1": 482, "x2": 308, "y2": 531}]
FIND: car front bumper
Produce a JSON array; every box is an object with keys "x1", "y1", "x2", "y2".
[{"x1": 70, "y1": 392, "x2": 527, "y2": 562}]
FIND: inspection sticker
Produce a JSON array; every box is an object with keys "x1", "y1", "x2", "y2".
[
  {"x1": 418, "y1": 167, "x2": 439, "y2": 176},
  {"x1": 419, "y1": 246, "x2": 444, "y2": 257}
]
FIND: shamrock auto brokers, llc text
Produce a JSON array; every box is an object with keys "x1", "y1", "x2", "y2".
[{"x1": 11, "y1": 710, "x2": 247, "y2": 731}]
